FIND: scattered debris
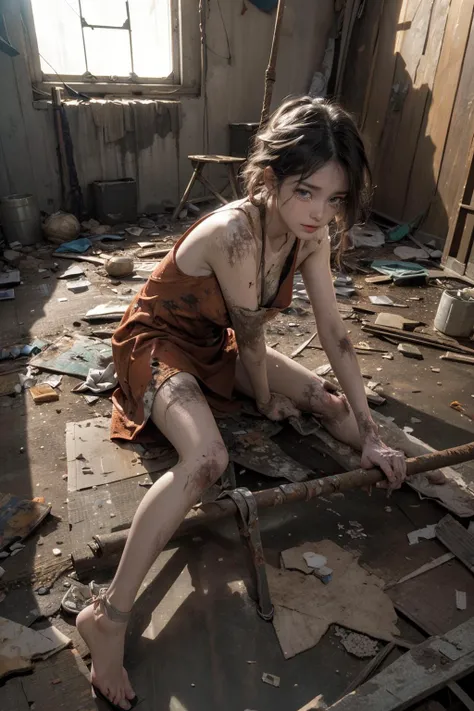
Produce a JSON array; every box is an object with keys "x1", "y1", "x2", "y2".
[
  {"x1": 66, "y1": 279, "x2": 90, "y2": 293},
  {"x1": 84, "y1": 302, "x2": 128, "y2": 322},
  {"x1": 375, "y1": 313, "x2": 421, "y2": 331},
  {"x1": 393, "y1": 245, "x2": 429, "y2": 261},
  {"x1": 0, "y1": 269, "x2": 20, "y2": 287},
  {"x1": 455, "y1": 590, "x2": 467, "y2": 610},
  {"x1": 349, "y1": 223, "x2": 384, "y2": 249},
  {"x1": 335, "y1": 286, "x2": 356, "y2": 298},
  {"x1": 369, "y1": 295, "x2": 395, "y2": 306},
  {"x1": 365, "y1": 274, "x2": 392, "y2": 285},
  {"x1": 55, "y1": 237, "x2": 92, "y2": 254},
  {"x1": 58, "y1": 265, "x2": 85, "y2": 279},
  {"x1": 386, "y1": 552, "x2": 455, "y2": 589},
  {"x1": 334, "y1": 626, "x2": 378, "y2": 659},
  {"x1": 105, "y1": 255, "x2": 134, "y2": 277},
  {"x1": 398, "y1": 343, "x2": 423, "y2": 360},
  {"x1": 363, "y1": 322, "x2": 474, "y2": 355},
  {"x1": 52, "y1": 548, "x2": 62, "y2": 556},
  {"x1": 30, "y1": 333, "x2": 112, "y2": 379},
  {"x1": 450, "y1": 401, "x2": 474, "y2": 420},
  {"x1": 262, "y1": 672, "x2": 280, "y2": 688},
  {"x1": 441, "y1": 351, "x2": 474, "y2": 365},
  {"x1": 407, "y1": 524, "x2": 437, "y2": 545},
  {"x1": 0, "y1": 288, "x2": 15, "y2": 300},
  {"x1": 72, "y1": 362, "x2": 117, "y2": 394},
  {"x1": 314, "y1": 363, "x2": 332, "y2": 376},
  {"x1": 0, "y1": 616, "x2": 71, "y2": 669},
  {"x1": 291, "y1": 331, "x2": 318, "y2": 359},
  {"x1": 29, "y1": 383, "x2": 60, "y2": 404}
]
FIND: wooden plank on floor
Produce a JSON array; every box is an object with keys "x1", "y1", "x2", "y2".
[
  {"x1": 436, "y1": 514, "x2": 474, "y2": 574},
  {"x1": 20, "y1": 649, "x2": 95, "y2": 711},
  {"x1": 0, "y1": 678, "x2": 30, "y2": 711},
  {"x1": 326, "y1": 617, "x2": 474, "y2": 711},
  {"x1": 388, "y1": 558, "x2": 474, "y2": 637}
]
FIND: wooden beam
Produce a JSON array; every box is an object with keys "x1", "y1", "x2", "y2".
[{"x1": 436, "y1": 514, "x2": 474, "y2": 575}]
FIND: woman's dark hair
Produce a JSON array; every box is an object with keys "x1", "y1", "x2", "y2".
[{"x1": 242, "y1": 96, "x2": 372, "y2": 237}]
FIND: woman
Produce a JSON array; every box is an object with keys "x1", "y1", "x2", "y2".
[{"x1": 77, "y1": 96, "x2": 406, "y2": 709}]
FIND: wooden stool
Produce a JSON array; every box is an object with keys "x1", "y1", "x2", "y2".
[{"x1": 172, "y1": 154, "x2": 246, "y2": 220}]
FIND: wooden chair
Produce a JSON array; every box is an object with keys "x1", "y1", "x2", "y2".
[{"x1": 172, "y1": 154, "x2": 246, "y2": 219}]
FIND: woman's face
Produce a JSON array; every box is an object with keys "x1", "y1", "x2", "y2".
[{"x1": 272, "y1": 160, "x2": 349, "y2": 241}]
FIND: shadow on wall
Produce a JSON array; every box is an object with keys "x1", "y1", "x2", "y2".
[{"x1": 367, "y1": 54, "x2": 449, "y2": 242}]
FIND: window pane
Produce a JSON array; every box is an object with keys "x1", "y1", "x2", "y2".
[
  {"x1": 31, "y1": 0, "x2": 86, "y2": 75},
  {"x1": 129, "y1": 0, "x2": 172, "y2": 78},
  {"x1": 83, "y1": 28, "x2": 132, "y2": 76},
  {"x1": 81, "y1": 0, "x2": 127, "y2": 28}
]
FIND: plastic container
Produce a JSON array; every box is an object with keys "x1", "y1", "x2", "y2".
[
  {"x1": 0, "y1": 193, "x2": 42, "y2": 246},
  {"x1": 434, "y1": 289, "x2": 474, "y2": 338},
  {"x1": 92, "y1": 179, "x2": 137, "y2": 225},
  {"x1": 229, "y1": 123, "x2": 259, "y2": 157}
]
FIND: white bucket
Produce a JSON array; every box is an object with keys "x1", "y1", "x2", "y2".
[{"x1": 434, "y1": 289, "x2": 474, "y2": 338}]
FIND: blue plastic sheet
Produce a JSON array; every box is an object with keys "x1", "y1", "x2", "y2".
[
  {"x1": 371, "y1": 260, "x2": 428, "y2": 279},
  {"x1": 249, "y1": 0, "x2": 279, "y2": 11},
  {"x1": 56, "y1": 237, "x2": 92, "y2": 253}
]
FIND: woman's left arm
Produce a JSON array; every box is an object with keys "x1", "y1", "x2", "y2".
[{"x1": 300, "y1": 234, "x2": 406, "y2": 485}]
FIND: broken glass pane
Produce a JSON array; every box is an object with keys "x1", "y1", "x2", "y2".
[
  {"x1": 83, "y1": 28, "x2": 132, "y2": 77},
  {"x1": 81, "y1": 0, "x2": 127, "y2": 28},
  {"x1": 31, "y1": 0, "x2": 86, "y2": 75}
]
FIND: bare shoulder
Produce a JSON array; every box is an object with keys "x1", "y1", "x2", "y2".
[{"x1": 206, "y1": 206, "x2": 258, "y2": 267}]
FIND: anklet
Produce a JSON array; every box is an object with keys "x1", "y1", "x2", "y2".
[{"x1": 92, "y1": 586, "x2": 131, "y2": 623}]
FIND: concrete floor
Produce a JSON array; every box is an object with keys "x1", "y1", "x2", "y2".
[{"x1": 1, "y1": 229, "x2": 474, "y2": 710}]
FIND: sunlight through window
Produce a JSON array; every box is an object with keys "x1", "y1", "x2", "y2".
[{"x1": 30, "y1": 0, "x2": 173, "y2": 81}]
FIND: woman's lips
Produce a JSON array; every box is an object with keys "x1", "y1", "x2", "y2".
[{"x1": 301, "y1": 224, "x2": 318, "y2": 233}]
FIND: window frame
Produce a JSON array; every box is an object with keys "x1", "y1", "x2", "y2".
[{"x1": 23, "y1": 0, "x2": 201, "y2": 98}]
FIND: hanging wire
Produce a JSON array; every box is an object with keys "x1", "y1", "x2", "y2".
[{"x1": 205, "y1": 0, "x2": 231, "y2": 64}]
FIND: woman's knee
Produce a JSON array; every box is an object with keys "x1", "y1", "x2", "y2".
[
  {"x1": 303, "y1": 377, "x2": 349, "y2": 421},
  {"x1": 184, "y1": 440, "x2": 229, "y2": 493}
]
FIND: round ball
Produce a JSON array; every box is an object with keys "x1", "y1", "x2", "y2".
[
  {"x1": 106, "y1": 256, "x2": 134, "y2": 277},
  {"x1": 43, "y1": 212, "x2": 81, "y2": 244}
]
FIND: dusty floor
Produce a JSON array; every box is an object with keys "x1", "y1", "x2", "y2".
[{"x1": 1, "y1": 214, "x2": 474, "y2": 711}]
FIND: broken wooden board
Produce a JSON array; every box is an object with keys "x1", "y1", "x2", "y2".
[
  {"x1": 436, "y1": 514, "x2": 474, "y2": 575},
  {"x1": 387, "y1": 557, "x2": 474, "y2": 637},
  {"x1": 29, "y1": 333, "x2": 112, "y2": 379},
  {"x1": 326, "y1": 617, "x2": 474, "y2": 711},
  {"x1": 16, "y1": 649, "x2": 97, "y2": 711},
  {"x1": 0, "y1": 617, "x2": 70, "y2": 665},
  {"x1": 227, "y1": 430, "x2": 311, "y2": 482},
  {"x1": 84, "y1": 302, "x2": 128, "y2": 321},
  {"x1": 0, "y1": 493, "x2": 51, "y2": 552},
  {"x1": 66, "y1": 417, "x2": 178, "y2": 491},
  {"x1": 309, "y1": 411, "x2": 474, "y2": 517},
  {"x1": 269, "y1": 540, "x2": 399, "y2": 659}
]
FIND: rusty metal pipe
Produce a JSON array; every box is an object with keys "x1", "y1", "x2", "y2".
[{"x1": 82, "y1": 441, "x2": 474, "y2": 564}]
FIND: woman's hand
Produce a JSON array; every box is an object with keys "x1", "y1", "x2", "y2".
[
  {"x1": 360, "y1": 435, "x2": 407, "y2": 489},
  {"x1": 257, "y1": 393, "x2": 300, "y2": 421}
]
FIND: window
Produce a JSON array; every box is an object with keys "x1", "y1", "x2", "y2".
[{"x1": 27, "y1": 0, "x2": 200, "y2": 95}]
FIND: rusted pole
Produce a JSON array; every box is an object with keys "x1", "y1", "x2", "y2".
[
  {"x1": 259, "y1": 0, "x2": 286, "y2": 130},
  {"x1": 83, "y1": 441, "x2": 474, "y2": 564}
]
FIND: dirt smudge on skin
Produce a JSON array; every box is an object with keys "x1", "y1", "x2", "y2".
[
  {"x1": 229, "y1": 305, "x2": 267, "y2": 349},
  {"x1": 338, "y1": 335, "x2": 356, "y2": 358},
  {"x1": 224, "y1": 215, "x2": 256, "y2": 267},
  {"x1": 184, "y1": 441, "x2": 228, "y2": 493}
]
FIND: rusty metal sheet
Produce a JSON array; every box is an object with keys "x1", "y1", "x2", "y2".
[
  {"x1": 0, "y1": 493, "x2": 51, "y2": 552},
  {"x1": 29, "y1": 333, "x2": 112, "y2": 379}
]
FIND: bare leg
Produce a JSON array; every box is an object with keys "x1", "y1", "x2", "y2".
[
  {"x1": 77, "y1": 373, "x2": 228, "y2": 709},
  {"x1": 235, "y1": 346, "x2": 362, "y2": 449}
]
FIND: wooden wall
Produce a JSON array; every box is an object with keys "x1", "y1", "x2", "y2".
[{"x1": 341, "y1": 0, "x2": 474, "y2": 244}]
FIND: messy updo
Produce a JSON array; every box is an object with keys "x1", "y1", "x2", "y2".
[{"x1": 242, "y1": 96, "x2": 372, "y2": 234}]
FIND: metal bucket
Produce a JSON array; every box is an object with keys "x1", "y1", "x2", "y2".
[
  {"x1": 434, "y1": 289, "x2": 474, "y2": 338},
  {"x1": 0, "y1": 193, "x2": 42, "y2": 246}
]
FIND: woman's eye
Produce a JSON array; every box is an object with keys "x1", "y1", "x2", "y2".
[{"x1": 295, "y1": 188, "x2": 311, "y2": 200}]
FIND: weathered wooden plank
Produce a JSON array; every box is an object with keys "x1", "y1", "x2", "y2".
[
  {"x1": 424, "y1": 9, "x2": 474, "y2": 239},
  {"x1": 436, "y1": 514, "x2": 474, "y2": 574},
  {"x1": 408, "y1": 0, "x2": 474, "y2": 228},
  {"x1": 327, "y1": 618, "x2": 474, "y2": 711}
]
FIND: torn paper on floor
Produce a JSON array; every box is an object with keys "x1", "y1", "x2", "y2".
[
  {"x1": 72, "y1": 362, "x2": 117, "y2": 394},
  {"x1": 270, "y1": 540, "x2": 399, "y2": 659}
]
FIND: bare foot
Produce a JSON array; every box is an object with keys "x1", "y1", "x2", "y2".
[{"x1": 77, "y1": 602, "x2": 135, "y2": 710}]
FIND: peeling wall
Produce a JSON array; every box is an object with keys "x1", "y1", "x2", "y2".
[{"x1": 0, "y1": 0, "x2": 334, "y2": 215}]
